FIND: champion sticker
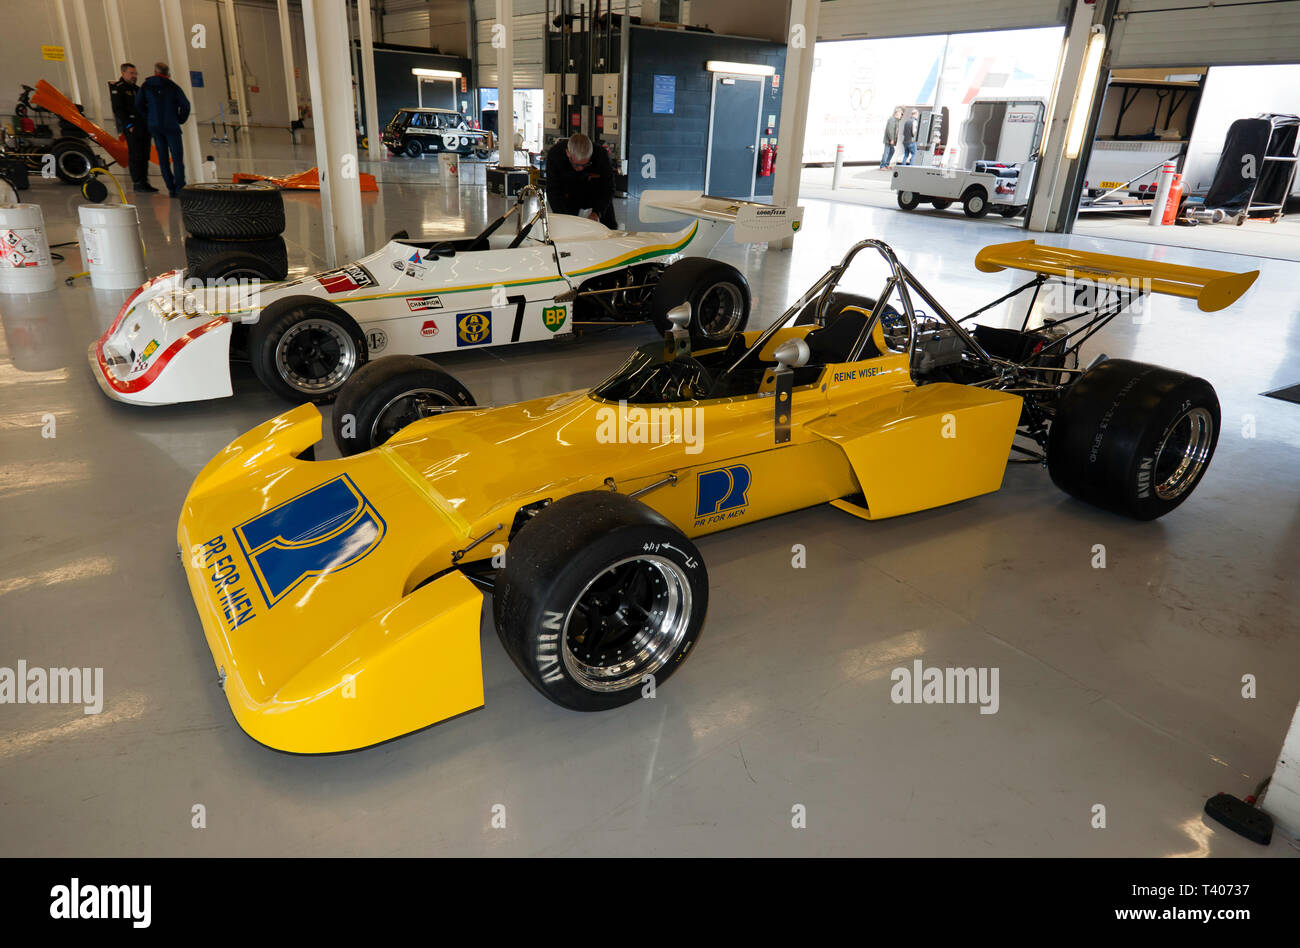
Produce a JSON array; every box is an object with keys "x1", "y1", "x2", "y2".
[{"x1": 406, "y1": 295, "x2": 443, "y2": 312}]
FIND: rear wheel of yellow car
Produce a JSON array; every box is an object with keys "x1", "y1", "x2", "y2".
[
  {"x1": 332, "y1": 355, "x2": 476, "y2": 455},
  {"x1": 494, "y1": 491, "x2": 709, "y2": 711}
]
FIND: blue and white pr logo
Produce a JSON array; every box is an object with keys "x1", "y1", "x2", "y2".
[
  {"x1": 234, "y1": 475, "x2": 386, "y2": 608},
  {"x1": 695, "y1": 464, "x2": 751, "y2": 518}
]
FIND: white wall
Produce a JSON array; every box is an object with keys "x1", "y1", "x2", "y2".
[{"x1": 1, "y1": 0, "x2": 311, "y2": 130}]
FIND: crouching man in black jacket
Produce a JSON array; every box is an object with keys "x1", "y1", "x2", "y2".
[{"x1": 544, "y1": 133, "x2": 617, "y2": 229}]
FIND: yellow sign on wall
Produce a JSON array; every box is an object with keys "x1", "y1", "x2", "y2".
[{"x1": 42, "y1": 45, "x2": 65, "y2": 62}]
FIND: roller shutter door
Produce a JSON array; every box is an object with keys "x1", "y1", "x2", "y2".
[
  {"x1": 816, "y1": 0, "x2": 1069, "y2": 41},
  {"x1": 475, "y1": 0, "x2": 547, "y2": 88},
  {"x1": 1110, "y1": 0, "x2": 1300, "y2": 68}
]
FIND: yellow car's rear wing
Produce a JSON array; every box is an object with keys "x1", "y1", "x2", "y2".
[{"x1": 974, "y1": 240, "x2": 1258, "y2": 312}]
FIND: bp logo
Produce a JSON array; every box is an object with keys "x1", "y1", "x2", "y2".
[
  {"x1": 456, "y1": 311, "x2": 492, "y2": 346},
  {"x1": 791, "y1": 220, "x2": 801, "y2": 232},
  {"x1": 234, "y1": 475, "x2": 386, "y2": 608},
  {"x1": 542, "y1": 305, "x2": 567, "y2": 333},
  {"x1": 695, "y1": 464, "x2": 751, "y2": 519}
]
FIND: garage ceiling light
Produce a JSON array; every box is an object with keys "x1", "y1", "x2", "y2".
[
  {"x1": 1064, "y1": 26, "x2": 1107, "y2": 160},
  {"x1": 412, "y1": 68, "x2": 462, "y2": 80},
  {"x1": 705, "y1": 61, "x2": 776, "y2": 77}
]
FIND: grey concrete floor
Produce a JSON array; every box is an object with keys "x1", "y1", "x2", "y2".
[{"x1": 1, "y1": 131, "x2": 1298, "y2": 856}]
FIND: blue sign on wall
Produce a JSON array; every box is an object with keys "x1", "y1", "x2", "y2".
[
  {"x1": 190, "y1": 71, "x2": 204, "y2": 88},
  {"x1": 652, "y1": 74, "x2": 675, "y2": 115}
]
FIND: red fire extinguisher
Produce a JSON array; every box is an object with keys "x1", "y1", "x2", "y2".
[
  {"x1": 759, "y1": 141, "x2": 775, "y2": 177},
  {"x1": 1161, "y1": 173, "x2": 1184, "y2": 225}
]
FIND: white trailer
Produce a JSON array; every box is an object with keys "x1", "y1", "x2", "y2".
[{"x1": 891, "y1": 98, "x2": 1044, "y2": 218}]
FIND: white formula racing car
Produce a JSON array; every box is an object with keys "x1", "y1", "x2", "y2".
[{"x1": 90, "y1": 188, "x2": 803, "y2": 405}]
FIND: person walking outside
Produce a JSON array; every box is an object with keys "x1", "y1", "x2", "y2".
[
  {"x1": 881, "y1": 106, "x2": 902, "y2": 170},
  {"x1": 136, "y1": 62, "x2": 191, "y2": 197},
  {"x1": 108, "y1": 63, "x2": 157, "y2": 193},
  {"x1": 901, "y1": 109, "x2": 920, "y2": 166}
]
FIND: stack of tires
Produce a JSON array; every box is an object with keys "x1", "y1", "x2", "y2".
[{"x1": 179, "y1": 182, "x2": 288, "y2": 282}]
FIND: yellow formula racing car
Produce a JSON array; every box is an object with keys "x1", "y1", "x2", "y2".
[{"x1": 177, "y1": 238, "x2": 1257, "y2": 752}]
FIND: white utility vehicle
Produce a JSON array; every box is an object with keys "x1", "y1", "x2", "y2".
[{"x1": 891, "y1": 98, "x2": 1044, "y2": 219}]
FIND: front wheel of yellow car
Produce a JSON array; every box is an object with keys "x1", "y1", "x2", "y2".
[
  {"x1": 494, "y1": 491, "x2": 709, "y2": 711},
  {"x1": 332, "y1": 354, "x2": 476, "y2": 456}
]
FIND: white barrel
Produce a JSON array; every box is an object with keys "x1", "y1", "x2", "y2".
[
  {"x1": 78, "y1": 204, "x2": 146, "y2": 289},
  {"x1": 0, "y1": 203, "x2": 57, "y2": 294}
]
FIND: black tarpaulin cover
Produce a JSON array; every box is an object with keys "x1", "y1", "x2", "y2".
[{"x1": 1204, "y1": 114, "x2": 1299, "y2": 215}]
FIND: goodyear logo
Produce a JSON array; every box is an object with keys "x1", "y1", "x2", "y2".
[
  {"x1": 694, "y1": 464, "x2": 751, "y2": 527},
  {"x1": 542, "y1": 305, "x2": 567, "y2": 333},
  {"x1": 456, "y1": 311, "x2": 492, "y2": 346}
]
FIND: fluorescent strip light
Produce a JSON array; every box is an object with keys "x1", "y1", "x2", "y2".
[
  {"x1": 705, "y1": 60, "x2": 775, "y2": 77},
  {"x1": 412, "y1": 68, "x2": 462, "y2": 80},
  {"x1": 1064, "y1": 26, "x2": 1106, "y2": 160}
]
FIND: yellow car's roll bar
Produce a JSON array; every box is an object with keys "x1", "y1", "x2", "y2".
[{"x1": 974, "y1": 240, "x2": 1259, "y2": 312}]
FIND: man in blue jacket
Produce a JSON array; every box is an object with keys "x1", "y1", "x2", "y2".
[{"x1": 136, "y1": 62, "x2": 191, "y2": 196}]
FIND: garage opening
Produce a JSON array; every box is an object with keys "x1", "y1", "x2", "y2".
[
  {"x1": 799, "y1": 26, "x2": 1065, "y2": 226},
  {"x1": 1073, "y1": 63, "x2": 1300, "y2": 261}
]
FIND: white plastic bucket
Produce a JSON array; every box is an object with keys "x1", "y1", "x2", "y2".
[
  {"x1": 0, "y1": 204, "x2": 57, "y2": 294},
  {"x1": 78, "y1": 204, "x2": 146, "y2": 290}
]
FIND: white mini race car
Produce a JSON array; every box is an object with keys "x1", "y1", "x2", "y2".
[{"x1": 89, "y1": 189, "x2": 803, "y2": 405}]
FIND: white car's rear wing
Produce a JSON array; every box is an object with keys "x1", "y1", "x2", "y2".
[{"x1": 639, "y1": 190, "x2": 805, "y2": 244}]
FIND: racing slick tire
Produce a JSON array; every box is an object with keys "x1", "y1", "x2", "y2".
[
  {"x1": 180, "y1": 182, "x2": 285, "y2": 240},
  {"x1": 49, "y1": 138, "x2": 95, "y2": 184},
  {"x1": 249, "y1": 298, "x2": 368, "y2": 404},
  {"x1": 332, "y1": 355, "x2": 476, "y2": 456},
  {"x1": 962, "y1": 186, "x2": 991, "y2": 218},
  {"x1": 930, "y1": 198, "x2": 952, "y2": 210},
  {"x1": 494, "y1": 491, "x2": 709, "y2": 711},
  {"x1": 184, "y1": 235, "x2": 288, "y2": 282},
  {"x1": 650, "y1": 257, "x2": 751, "y2": 348},
  {"x1": 1046, "y1": 359, "x2": 1220, "y2": 521},
  {"x1": 404, "y1": 139, "x2": 422, "y2": 158},
  {"x1": 897, "y1": 190, "x2": 921, "y2": 210}
]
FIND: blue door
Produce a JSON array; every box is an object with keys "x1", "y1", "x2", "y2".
[{"x1": 706, "y1": 76, "x2": 762, "y2": 199}]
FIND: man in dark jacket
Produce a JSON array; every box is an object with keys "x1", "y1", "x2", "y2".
[
  {"x1": 901, "y1": 109, "x2": 920, "y2": 166},
  {"x1": 881, "y1": 106, "x2": 903, "y2": 170},
  {"x1": 545, "y1": 134, "x2": 617, "y2": 229},
  {"x1": 136, "y1": 62, "x2": 191, "y2": 197},
  {"x1": 109, "y1": 63, "x2": 157, "y2": 193}
]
